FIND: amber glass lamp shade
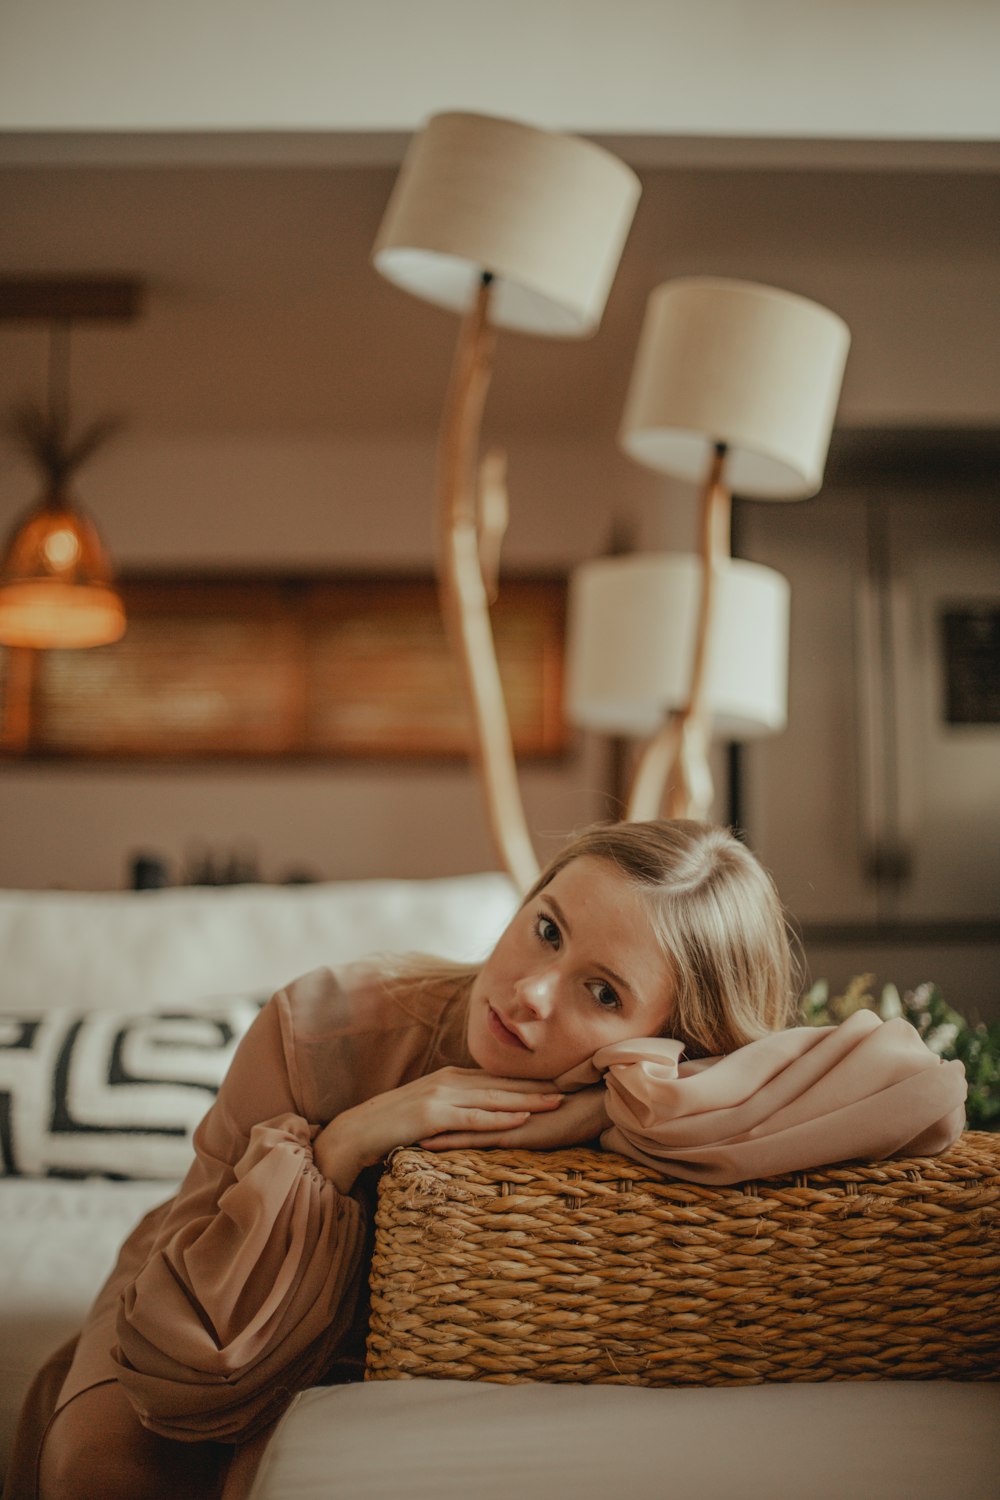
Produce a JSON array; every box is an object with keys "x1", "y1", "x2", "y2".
[{"x1": 0, "y1": 490, "x2": 125, "y2": 649}]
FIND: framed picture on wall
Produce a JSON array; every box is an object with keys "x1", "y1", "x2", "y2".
[
  {"x1": 0, "y1": 572, "x2": 569, "y2": 761},
  {"x1": 940, "y1": 606, "x2": 1000, "y2": 725}
]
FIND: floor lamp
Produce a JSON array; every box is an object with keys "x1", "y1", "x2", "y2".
[
  {"x1": 372, "y1": 112, "x2": 640, "y2": 891},
  {"x1": 567, "y1": 550, "x2": 791, "y2": 817},
  {"x1": 570, "y1": 277, "x2": 851, "y2": 822}
]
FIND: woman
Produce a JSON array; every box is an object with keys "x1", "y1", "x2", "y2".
[{"x1": 0, "y1": 821, "x2": 865, "y2": 1498}]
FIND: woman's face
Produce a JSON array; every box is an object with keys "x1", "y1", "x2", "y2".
[{"x1": 466, "y1": 855, "x2": 675, "y2": 1081}]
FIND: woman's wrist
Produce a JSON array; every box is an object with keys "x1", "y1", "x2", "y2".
[{"x1": 314, "y1": 1113, "x2": 368, "y2": 1194}]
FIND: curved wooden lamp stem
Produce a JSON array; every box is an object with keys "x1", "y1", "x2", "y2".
[
  {"x1": 626, "y1": 442, "x2": 730, "y2": 823},
  {"x1": 436, "y1": 278, "x2": 541, "y2": 893}
]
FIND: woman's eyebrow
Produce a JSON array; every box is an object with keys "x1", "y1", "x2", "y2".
[
  {"x1": 545, "y1": 894, "x2": 571, "y2": 934},
  {"x1": 599, "y1": 964, "x2": 638, "y2": 1002}
]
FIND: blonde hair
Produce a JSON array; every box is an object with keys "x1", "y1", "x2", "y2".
[{"x1": 382, "y1": 819, "x2": 797, "y2": 1058}]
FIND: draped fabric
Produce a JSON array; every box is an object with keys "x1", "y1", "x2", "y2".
[
  {"x1": 50, "y1": 963, "x2": 473, "y2": 1445},
  {"x1": 556, "y1": 1009, "x2": 967, "y2": 1184},
  {"x1": 112, "y1": 1118, "x2": 368, "y2": 1441}
]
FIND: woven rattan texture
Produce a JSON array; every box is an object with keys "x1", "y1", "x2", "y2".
[{"x1": 366, "y1": 1134, "x2": 1000, "y2": 1387}]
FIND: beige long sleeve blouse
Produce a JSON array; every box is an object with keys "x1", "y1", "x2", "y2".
[
  {"x1": 52, "y1": 961, "x2": 473, "y2": 1445},
  {"x1": 17, "y1": 957, "x2": 966, "y2": 1500}
]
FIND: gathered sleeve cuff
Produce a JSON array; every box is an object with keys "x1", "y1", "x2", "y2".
[
  {"x1": 110, "y1": 986, "x2": 370, "y2": 1441},
  {"x1": 556, "y1": 1010, "x2": 968, "y2": 1186}
]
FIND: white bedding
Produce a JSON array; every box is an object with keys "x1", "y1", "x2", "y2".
[
  {"x1": 0, "y1": 1178, "x2": 176, "y2": 1467},
  {"x1": 247, "y1": 1376, "x2": 1000, "y2": 1500}
]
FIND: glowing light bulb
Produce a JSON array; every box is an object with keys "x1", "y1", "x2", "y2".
[{"x1": 42, "y1": 527, "x2": 82, "y2": 570}]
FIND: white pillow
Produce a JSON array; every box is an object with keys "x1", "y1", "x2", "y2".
[
  {"x1": 0, "y1": 999, "x2": 264, "y2": 1180},
  {"x1": 0, "y1": 876, "x2": 518, "y2": 1012}
]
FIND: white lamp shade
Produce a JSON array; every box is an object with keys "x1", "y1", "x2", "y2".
[
  {"x1": 620, "y1": 278, "x2": 850, "y2": 498},
  {"x1": 566, "y1": 553, "x2": 790, "y2": 739},
  {"x1": 373, "y1": 112, "x2": 641, "y2": 337}
]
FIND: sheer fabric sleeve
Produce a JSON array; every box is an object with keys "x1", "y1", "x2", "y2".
[
  {"x1": 111, "y1": 986, "x2": 369, "y2": 1443},
  {"x1": 556, "y1": 1010, "x2": 968, "y2": 1186}
]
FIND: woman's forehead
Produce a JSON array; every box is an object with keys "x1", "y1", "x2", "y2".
[{"x1": 545, "y1": 854, "x2": 637, "y2": 901}]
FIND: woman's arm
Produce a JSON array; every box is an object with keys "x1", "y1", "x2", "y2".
[
  {"x1": 112, "y1": 987, "x2": 369, "y2": 1442},
  {"x1": 112, "y1": 980, "x2": 566, "y2": 1441}
]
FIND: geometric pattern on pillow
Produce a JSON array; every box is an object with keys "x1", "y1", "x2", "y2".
[{"x1": 0, "y1": 998, "x2": 266, "y2": 1180}]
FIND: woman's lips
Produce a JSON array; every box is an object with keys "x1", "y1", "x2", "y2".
[{"x1": 487, "y1": 1004, "x2": 530, "y2": 1049}]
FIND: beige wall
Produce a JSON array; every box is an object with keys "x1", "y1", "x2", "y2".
[{"x1": 0, "y1": 435, "x2": 673, "y2": 889}]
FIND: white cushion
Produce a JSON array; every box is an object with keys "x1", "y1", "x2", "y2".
[
  {"x1": 0, "y1": 875, "x2": 518, "y2": 1012},
  {"x1": 0, "y1": 1178, "x2": 174, "y2": 1473},
  {"x1": 0, "y1": 999, "x2": 264, "y2": 1179},
  {"x1": 248, "y1": 1377, "x2": 1000, "y2": 1500}
]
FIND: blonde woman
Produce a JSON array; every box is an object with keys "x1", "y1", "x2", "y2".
[{"x1": 7, "y1": 819, "x2": 962, "y2": 1500}]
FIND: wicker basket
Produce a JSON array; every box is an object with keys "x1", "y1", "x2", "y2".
[{"x1": 366, "y1": 1133, "x2": 1000, "y2": 1386}]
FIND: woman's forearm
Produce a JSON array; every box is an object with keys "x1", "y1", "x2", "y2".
[{"x1": 113, "y1": 1113, "x2": 368, "y2": 1441}]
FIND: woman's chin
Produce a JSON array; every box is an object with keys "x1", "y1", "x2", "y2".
[
  {"x1": 469, "y1": 1032, "x2": 528, "y2": 1075},
  {"x1": 467, "y1": 1021, "x2": 542, "y2": 1079}
]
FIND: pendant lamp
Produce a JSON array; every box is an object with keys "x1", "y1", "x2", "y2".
[
  {"x1": 0, "y1": 491, "x2": 125, "y2": 650},
  {"x1": 0, "y1": 280, "x2": 138, "y2": 651}
]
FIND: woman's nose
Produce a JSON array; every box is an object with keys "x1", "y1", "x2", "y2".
[{"x1": 515, "y1": 966, "x2": 559, "y2": 1018}]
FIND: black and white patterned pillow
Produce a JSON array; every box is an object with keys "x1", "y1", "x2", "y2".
[{"x1": 0, "y1": 999, "x2": 266, "y2": 1180}]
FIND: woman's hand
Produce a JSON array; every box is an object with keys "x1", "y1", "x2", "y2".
[
  {"x1": 314, "y1": 1067, "x2": 564, "y2": 1193},
  {"x1": 418, "y1": 1083, "x2": 609, "y2": 1154}
]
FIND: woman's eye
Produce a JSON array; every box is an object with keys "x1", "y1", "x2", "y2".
[
  {"x1": 535, "y1": 913, "x2": 561, "y2": 947},
  {"x1": 588, "y1": 981, "x2": 622, "y2": 1012}
]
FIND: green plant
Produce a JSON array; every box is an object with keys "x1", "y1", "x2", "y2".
[{"x1": 800, "y1": 976, "x2": 1000, "y2": 1132}]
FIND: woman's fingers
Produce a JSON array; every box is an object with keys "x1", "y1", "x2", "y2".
[
  {"x1": 425, "y1": 1097, "x2": 560, "y2": 1137},
  {"x1": 448, "y1": 1070, "x2": 558, "y2": 1093},
  {"x1": 459, "y1": 1106, "x2": 542, "y2": 1127},
  {"x1": 420, "y1": 1073, "x2": 563, "y2": 1121},
  {"x1": 420, "y1": 1086, "x2": 607, "y2": 1153},
  {"x1": 406, "y1": 1084, "x2": 561, "y2": 1144},
  {"x1": 479, "y1": 1088, "x2": 563, "y2": 1112}
]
